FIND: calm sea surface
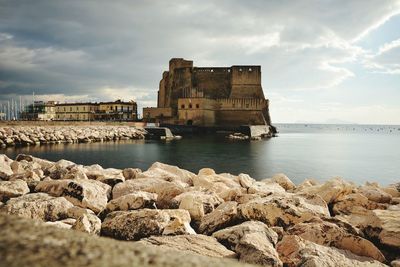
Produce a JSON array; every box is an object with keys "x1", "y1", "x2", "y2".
[{"x1": 2, "y1": 124, "x2": 400, "y2": 185}]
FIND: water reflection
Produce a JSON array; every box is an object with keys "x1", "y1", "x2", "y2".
[{"x1": 2, "y1": 124, "x2": 400, "y2": 185}]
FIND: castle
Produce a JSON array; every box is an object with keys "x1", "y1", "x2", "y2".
[{"x1": 143, "y1": 58, "x2": 273, "y2": 128}]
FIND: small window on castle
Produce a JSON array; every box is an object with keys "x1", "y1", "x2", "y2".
[
  {"x1": 249, "y1": 68, "x2": 252, "y2": 71},
  {"x1": 228, "y1": 69, "x2": 231, "y2": 73},
  {"x1": 181, "y1": 104, "x2": 185, "y2": 109},
  {"x1": 196, "y1": 104, "x2": 200, "y2": 108},
  {"x1": 210, "y1": 69, "x2": 214, "y2": 72},
  {"x1": 239, "y1": 68, "x2": 242, "y2": 72},
  {"x1": 189, "y1": 104, "x2": 193, "y2": 109}
]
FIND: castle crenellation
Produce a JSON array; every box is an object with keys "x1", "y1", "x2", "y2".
[{"x1": 143, "y1": 58, "x2": 273, "y2": 128}]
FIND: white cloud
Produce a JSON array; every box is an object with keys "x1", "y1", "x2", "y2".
[{"x1": 364, "y1": 38, "x2": 400, "y2": 74}]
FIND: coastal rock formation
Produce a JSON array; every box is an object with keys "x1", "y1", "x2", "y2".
[
  {"x1": 238, "y1": 193, "x2": 330, "y2": 228},
  {"x1": 213, "y1": 221, "x2": 282, "y2": 266},
  {"x1": 140, "y1": 235, "x2": 236, "y2": 258},
  {"x1": 277, "y1": 235, "x2": 387, "y2": 267},
  {"x1": 198, "y1": 201, "x2": 240, "y2": 235},
  {"x1": 35, "y1": 179, "x2": 111, "y2": 213},
  {"x1": 0, "y1": 153, "x2": 399, "y2": 266},
  {"x1": 286, "y1": 220, "x2": 385, "y2": 262},
  {"x1": 0, "y1": 126, "x2": 146, "y2": 147},
  {"x1": 0, "y1": 193, "x2": 73, "y2": 221},
  {"x1": 101, "y1": 209, "x2": 195, "y2": 240},
  {"x1": 0, "y1": 179, "x2": 30, "y2": 201}
]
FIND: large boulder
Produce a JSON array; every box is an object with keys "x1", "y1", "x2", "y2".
[
  {"x1": 333, "y1": 193, "x2": 387, "y2": 215},
  {"x1": 359, "y1": 185, "x2": 392, "y2": 203},
  {"x1": 175, "y1": 190, "x2": 223, "y2": 222},
  {"x1": 287, "y1": 220, "x2": 385, "y2": 262},
  {"x1": 213, "y1": 221, "x2": 282, "y2": 267},
  {"x1": 0, "y1": 179, "x2": 30, "y2": 201},
  {"x1": 100, "y1": 191, "x2": 157, "y2": 217},
  {"x1": 247, "y1": 181, "x2": 286, "y2": 196},
  {"x1": 71, "y1": 213, "x2": 101, "y2": 235},
  {"x1": 0, "y1": 193, "x2": 73, "y2": 221},
  {"x1": 297, "y1": 177, "x2": 355, "y2": 204},
  {"x1": 270, "y1": 173, "x2": 295, "y2": 191},
  {"x1": 198, "y1": 201, "x2": 240, "y2": 235},
  {"x1": 112, "y1": 178, "x2": 169, "y2": 199},
  {"x1": 122, "y1": 167, "x2": 142, "y2": 180},
  {"x1": 363, "y1": 209, "x2": 400, "y2": 248},
  {"x1": 0, "y1": 154, "x2": 13, "y2": 179},
  {"x1": 277, "y1": 235, "x2": 387, "y2": 267},
  {"x1": 85, "y1": 167, "x2": 125, "y2": 186},
  {"x1": 140, "y1": 235, "x2": 236, "y2": 258},
  {"x1": 101, "y1": 209, "x2": 195, "y2": 240},
  {"x1": 238, "y1": 193, "x2": 330, "y2": 228},
  {"x1": 138, "y1": 162, "x2": 195, "y2": 186},
  {"x1": 35, "y1": 179, "x2": 111, "y2": 213}
]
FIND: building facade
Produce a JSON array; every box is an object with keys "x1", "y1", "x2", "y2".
[
  {"x1": 21, "y1": 100, "x2": 137, "y2": 121},
  {"x1": 143, "y1": 58, "x2": 272, "y2": 127},
  {"x1": 21, "y1": 101, "x2": 56, "y2": 121}
]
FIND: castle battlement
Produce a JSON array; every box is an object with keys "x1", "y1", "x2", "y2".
[{"x1": 143, "y1": 58, "x2": 272, "y2": 127}]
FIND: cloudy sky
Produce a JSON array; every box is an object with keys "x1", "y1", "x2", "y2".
[{"x1": 0, "y1": 0, "x2": 399, "y2": 124}]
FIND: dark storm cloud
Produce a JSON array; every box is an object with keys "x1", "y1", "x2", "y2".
[{"x1": 0, "y1": 0, "x2": 399, "y2": 112}]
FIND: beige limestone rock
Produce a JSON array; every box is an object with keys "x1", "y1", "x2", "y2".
[
  {"x1": 140, "y1": 235, "x2": 236, "y2": 258},
  {"x1": 0, "y1": 193, "x2": 73, "y2": 221},
  {"x1": 0, "y1": 154, "x2": 13, "y2": 179},
  {"x1": 248, "y1": 181, "x2": 286, "y2": 195},
  {"x1": 213, "y1": 221, "x2": 282, "y2": 267},
  {"x1": 271, "y1": 173, "x2": 295, "y2": 191},
  {"x1": 45, "y1": 220, "x2": 73, "y2": 229},
  {"x1": 122, "y1": 167, "x2": 142, "y2": 180},
  {"x1": 295, "y1": 178, "x2": 318, "y2": 191},
  {"x1": 364, "y1": 209, "x2": 400, "y2": 247},
  {"x1": 35, "y1": 178, "x2": 111, "y2": 213},
  {"x1": 287, "y1": 220, "x2": 385, "y2": 262},
  {"x1": 176, "y1": 190, "x2": 223, "y2": 221},
  {"x1": 85, "y1": 167, "x2": 125, "y2": 186},
  {"x1": 72, "y1": 213, "x2": 101, "y2": 235},
  {"x1": 277, "y1": 235, "x2": 387, "y2": 267},
  {"x1": 112, "y1": 177, "x2": 169, "y2": 199},
  {"x1": 359, "y1": 185, "x2": 392, "y2": 203},
  {"x1": 66, "y1": 206, "x2": 95, "y2": 219},
  {"x1": 0, "y1": 213, "x2": 252, "y2": 267},
  {"x1": 0, "y1": 179, "x2": 30, "y2": 201},
  {"x1": 103, "y1": 191, "x2": 157, "y2": 214},
  {"x1": 138, "y1": 162, "x2": 195, "y2": 186},
  {"x1": 101, "y1": 209, "x2": 195, "y2": 240},
  {"x1": 237, "y1": 173, "x2": 255, "y2": 189},
  {"x1": 198, "y1": 201, "x2": 239, "y2": 235},
  {"x1": 333, "y1": 193, "x2": 387, "y2": 215},
  {"x1": 297, "y1": 177, "x2": 355, "y2": 204},
  {"x1": 238, "y1": 193, "x2": 329, "y2": 228}
]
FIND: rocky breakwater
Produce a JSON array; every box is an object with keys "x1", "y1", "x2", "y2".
[
  {"x1": 1, "y1": 154, "x2": 400, "y2": 267},
  {"x1": 0, "y1": 126, "x2": 146, "y2": 147}
]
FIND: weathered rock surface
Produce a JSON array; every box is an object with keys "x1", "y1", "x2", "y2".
[
  {"x1": 238, "y1": 193, "x2": 330, "y2": 228},
  {"x1": 333, "y1": 193, "x2": 387, "y2": 215},
  {"x1": 140, "y1": 235, "x2": 236, "y2": 258},
  {"x1": 101, "y1": 191, "x2": 157, "y2": 216},
  {"x1": 0, "y1": 193, "x2": 73, "y2": 221},
  {"x1": 359, "y1": 185, "x2": 393, "y2": 203},
  {"x1": 277, "y1": 235, "x2": 388, "y2": 267},
  {"x1": 271, "y1": 173, "x2": 296, "y2": 191},
  {"x1": 0, "y1": 154, "x2": 13, "y2": 179},
  {"x1": 101, "y1": 209, "x2": 195, "y2": 240},
  {"x1": 138, "y1": 162, "x2": 195, "y2": 186},
  {"x1": 287, "y1": 220, "x2": 385, "y2": 262},
  {"x1": 198, "y1": 201, "x2": 240, "y2": 235},
  {"x1": 364, "y1": 209, "x2": 400, "y2": 248},
  {"x1": 297, "y1": 177, "x2": 355, "y2": 204},
  {"x1": 72, "y1": 213, "x2": 101, "y2": 235},
  {"x1": 0, "y1": 213, "x2": 253, "y2": 267},
  {"x1": 176, "y1": 190, "x2": 224, "y2": 222},
  {"x1": 213, "y1": 221, "x2": 282, "y2": 267},
  {"x1": 0, "y1": 179, "x2": 30, "y2": 201},
  {"x1": 35, "y1": 179, "x2": 111, "y2": 212}
]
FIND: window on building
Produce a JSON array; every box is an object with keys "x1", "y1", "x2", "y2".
[
  {"x1": 64, "y1": 107, "x2": 66, "y2": 111},
  {"x1": 189, "y1": 104, "x2": 192, "y2": 108},
  {"x1": 196, "y1": 104, "x2": 200, "y2": 108},
  {"x1": 181, "y1": 104, "x2": 185, "y2": 109},
  {"x1": 70, "y1": 107, "x2": 72, "y2": 111},
  {"x1": 249, "y1": 68, "x2": 252, "y2": 71},
  {"x1": 83, "y1": 107, "x2": 85, "y2": 111},
  {"x1": 76, "y1": 107, "x2": 78, "y2": 111}
]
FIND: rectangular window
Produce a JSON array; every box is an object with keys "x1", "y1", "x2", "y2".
[
  {"x1": 196, "y1": 104, "x2": 200, "y2": 108},
  {"x1": 181, "y1": 104, "x2": 185, "y2": 109}
]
